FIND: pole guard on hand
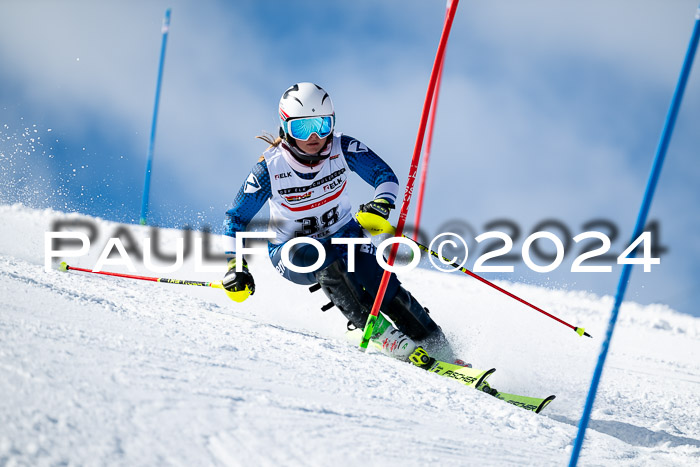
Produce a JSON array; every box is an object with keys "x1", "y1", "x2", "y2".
[{"x1": 355, "y1": 211, "x2": 396, "y2": 236}]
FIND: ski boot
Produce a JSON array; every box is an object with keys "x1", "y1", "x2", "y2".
[
  {"x1": 372, "y1": 314, "x2": 418, "y2": 360},
  {"x1": 344, "y1": 314, "x2": 418, "y2": 361}
]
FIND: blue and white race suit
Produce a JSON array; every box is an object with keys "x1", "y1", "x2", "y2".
[{"x1": 224, "y1": 132, "x2": 400, "y2": 289}]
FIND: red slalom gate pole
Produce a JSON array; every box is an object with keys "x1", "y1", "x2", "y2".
[
  {"x1": 360, "y1": 0, "x2": 460, "y2": 350},
  {"x1": 412, "y1": 56, "x2": 444, "y2": 238},
  {"x1": 413, "y1": 5, "x2": 449, "y2": 238}
]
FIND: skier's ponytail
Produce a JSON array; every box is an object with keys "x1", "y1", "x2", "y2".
[{"x1": 256, "y1": 132, "x2": 282, "y2": 149}]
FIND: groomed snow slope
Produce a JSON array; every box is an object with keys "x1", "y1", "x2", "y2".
[{"x1": 1, "y1": 204, "x2": 698, "y2": 466}]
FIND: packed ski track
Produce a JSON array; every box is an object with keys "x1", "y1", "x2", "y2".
[{"x1": 1, "y1": 205, "x2": 698, "y2": 466}]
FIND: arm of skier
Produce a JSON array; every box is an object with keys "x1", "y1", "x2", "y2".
[
  {"x1": 222, "y1": 160, "x2": 271, "y2": 296},
  {"x1": 341, "y1": 134, "x2": 399, "y2": 219}
]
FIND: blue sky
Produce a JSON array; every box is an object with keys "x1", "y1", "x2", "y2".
[{"x1": 1, "y1": 0, "x2": 699, "y2": 317}]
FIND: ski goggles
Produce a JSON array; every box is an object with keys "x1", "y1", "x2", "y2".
[{"x1": 285, "y1": 116, "x2": 334, "y2": 141}]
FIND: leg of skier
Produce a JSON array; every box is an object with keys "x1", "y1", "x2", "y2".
[
  {"x1": 315, "y1": 258, "x2": 418, "y2": 360},
  {"x1": 384, "y1": 287, "x2": 455, "y2": 363},
  {"x1": 269, "y1": 232, "x2": 456, "y2": 363},
  {"x1": 269, "y1": 238, "x2": 414, "y2": 359},
  {"x1": 317, "y1": 242, "x2": 457, "y2": 363},
  {"x1": 351, "y1": 248, "x2": 456, "y2": 362}
]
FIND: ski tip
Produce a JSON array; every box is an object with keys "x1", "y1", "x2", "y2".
[
  {"x1": 58, "y1": 262, "x2": 69, "y2": 272},
  {"x1": 536, "y1": 395, "x2": 556, "y2": 414},
  {"x1": 475, "y1": 368, "x2": 496, "y2": 388},
  {"x1": 575, "y1": 327, "x2": 592, "y2": 338}
]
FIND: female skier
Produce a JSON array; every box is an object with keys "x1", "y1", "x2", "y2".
[{"x1": 222, "y1": 82, "x2": 454, "y2": 362}]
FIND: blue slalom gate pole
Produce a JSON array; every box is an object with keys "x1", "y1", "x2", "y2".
[
  {"x1": 569, "y1": 5, "x2": 700, "y2": 466},
  {"x1": 140, "y1": 8, "x2": 172, "y2": 225}
]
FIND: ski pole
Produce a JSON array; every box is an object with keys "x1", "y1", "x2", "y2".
[
  {"x1": 58, "y1": 262, "x2": 250, "y2": 302},
  {"x1": 356, "y1": 212, "x2": 591, "y2": 338},
  {"x1": 413, "y1": 239, "x2": 591, "y2": 337}
]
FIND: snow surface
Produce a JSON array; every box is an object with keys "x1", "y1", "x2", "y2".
[{"x1": 1, "y1": 204, "x2": 699, "y2": 466}]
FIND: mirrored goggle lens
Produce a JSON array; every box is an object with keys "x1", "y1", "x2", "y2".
[{"x1": 287, "y1": 116, "x2": 333, "y2": 141}]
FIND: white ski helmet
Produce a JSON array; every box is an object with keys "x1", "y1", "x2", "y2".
[{"x1": 279, "y1": 82, "x2": 335, "y2": 163}]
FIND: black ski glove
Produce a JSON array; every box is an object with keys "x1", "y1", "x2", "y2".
[
  {"x1": 223, "y1": 258, "x2": 255, "y2": 295},
  {"x1": 359, "y1": 199, "x2": 395, "y2": 220}
]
